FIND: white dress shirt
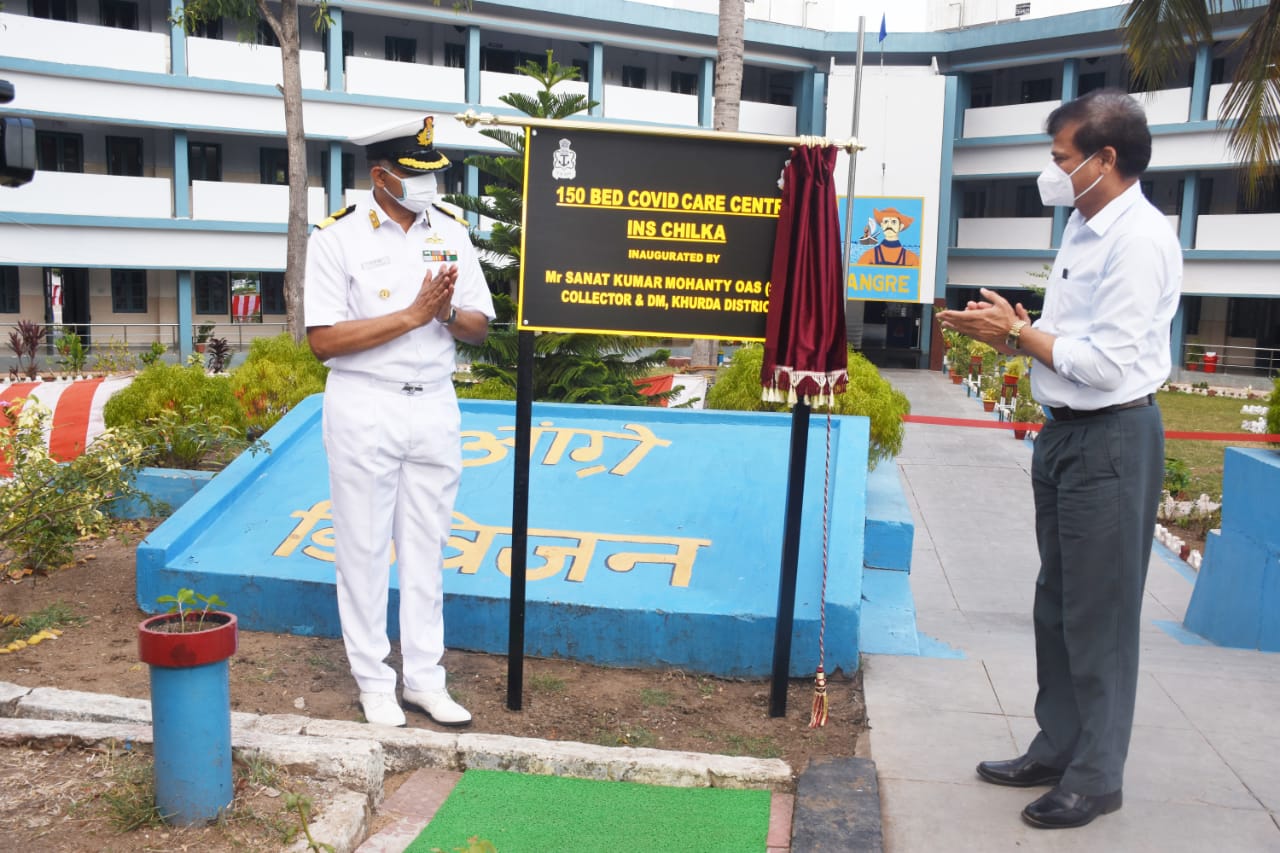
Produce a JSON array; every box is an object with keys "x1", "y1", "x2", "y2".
[
  {"x1": 1032, "y1": 181, "x2": 1182, "y2": 410},
  {"x1": 304, "y1": 193, "x2": 496, "y2": 383}
]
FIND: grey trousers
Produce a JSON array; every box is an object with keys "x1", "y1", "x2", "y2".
[{"x1": 1025, "y1": 402, "x2": 1163, "y2": 795}]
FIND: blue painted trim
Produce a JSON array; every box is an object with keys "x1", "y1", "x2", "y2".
[
  {"x1": 1170, "y1": 299, "x2": 1186, "y2": 375},
  {"x1": 954, "y1": 73, "x2": 970, "y2": 138},
  {"x1": 1179, "y1": 171, "x2": 1199, "y2": 249},
  {"x1": 327, "y1": 7, "x2": 344, "y2": 93},
  {"x1": 327, "y1": 141, "x2": 343, "y2": 213},
  {"x1": 1051, "y1": 207, "x2": 1067, "y2": 249},
  {"x1": 936, "y1": 75, "x2": 958, "y2": 302},
  {"x1": 177, "y1": 272, "x2": 193, "y2": 362},
  {"x1": 2, "y1": 212, "x2": 286, "y2": 233},
  {"x1": 173, "y1": 130, "x2": 190, "y2": 218},
  {"x1": 796, "y1": 68, "x2": 814, "y2": 135},
  {"x1": 947, "y1": 248, "x2": 1059, "y2": 259},
  {"x1": 464, "y1": 163, "x2": 480, "y2": 228},
  {"x1": 1061, "y1": 57, "x2": 1078, "y2": 102},
  {"x1": 1152, "y1": 538, "x2": 1198, "y2": 583},
  {"x1": 947, "y1": 246, "x2": 1280, "y2": 264},
  {"x1": 169, "y1": 0, "x2": 187, "y2": 77},
  {"x1": 698, "y1": 58, "x2": 714, "y2": 128},
  {"x1": 954, "y1": 120, "x2": 1229, "y2": 151},
  {"x1": 1191, "y1": 43, "x2": 1212, "y2": 123},
  {"x1": 589, "y1": 42, "x2": 604, "y2": 118},
  {"x1": 465, "y1": 26, "x2": 480, "y2": 105}
]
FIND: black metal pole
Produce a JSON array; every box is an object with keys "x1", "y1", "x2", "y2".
[
  {"x1": 506, "y1": 330, "x2": 535, "y2": 711},
  {"x1": 769, "y1": 401, "x2": 810, "y2": 717}
]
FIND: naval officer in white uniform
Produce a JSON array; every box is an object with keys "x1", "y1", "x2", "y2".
[{"x1": 305, "y1": 115, "x2": 495, "y2": 727}]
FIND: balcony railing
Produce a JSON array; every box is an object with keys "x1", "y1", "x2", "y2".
[
  {"x1": 1183, "y1": 342, "x2": 1280, "y2": 377},
  {"x1": 0, "y1": 12, "x2": 169, "y2": 74}
]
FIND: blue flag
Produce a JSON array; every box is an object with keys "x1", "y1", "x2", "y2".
[{"x1": 879, "y1": 13, "x2": 887, "y2": 43}]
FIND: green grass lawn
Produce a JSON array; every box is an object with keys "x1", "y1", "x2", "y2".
[{"x1": 1157, "y1": 391, "x2": 1261, "y2": 498}]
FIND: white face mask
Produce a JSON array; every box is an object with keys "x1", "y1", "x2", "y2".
[
  {"x1": 383, "y1": 170, "x2": 439, "y2": 213},
  {"x1": 1036, "y1": 152, "x2": 1102, "y2": 207}
]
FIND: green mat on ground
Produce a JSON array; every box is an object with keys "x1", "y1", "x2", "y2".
[{"x1": 406, "y1": 769, "x2": 772, "y2": 853}]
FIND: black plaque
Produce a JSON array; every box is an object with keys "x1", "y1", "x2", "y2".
[{"x1": 519, "y1": 127, "x2": 787, "y2": 340}]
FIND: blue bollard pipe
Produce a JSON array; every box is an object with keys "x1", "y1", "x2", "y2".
[
  {"x1": 149, "y1": 659, "x2": 233, "y2": 824},
  {"x1": 139, "y1": 611, "x2": 237, "y2": 826}
]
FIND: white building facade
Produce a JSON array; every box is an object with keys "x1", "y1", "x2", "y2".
[{"x1": 1, "y1": 0, "x2": 1275, "y2": 376}]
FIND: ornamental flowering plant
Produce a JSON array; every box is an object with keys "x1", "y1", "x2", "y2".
[{"x1": 0, "y1": 398, "x2": 152, "y2": 577}]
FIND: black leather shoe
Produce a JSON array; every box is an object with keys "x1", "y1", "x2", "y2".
[
  {"x1": 976, "y1": 754, "x2": 1064, "y2": 787},
  {"x1": 1022, "y1": 786, "x2": 1123, "y2": 829}
]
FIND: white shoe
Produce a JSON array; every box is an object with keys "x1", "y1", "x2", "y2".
[
  {"x1": 403, "y1": 687, "x2": 471, "y2": 726},
  {"x1": 359, "y1": 691, "x2": 406, "y2": 727}
]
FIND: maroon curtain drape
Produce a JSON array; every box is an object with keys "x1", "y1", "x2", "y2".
[{"x1": 761, "y1": 145, "x2": 847, "y2": 406}]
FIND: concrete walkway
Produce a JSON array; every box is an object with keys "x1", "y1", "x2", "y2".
[{"x1": 867, "y1": 368, "x2": 1280, "y2": 851}]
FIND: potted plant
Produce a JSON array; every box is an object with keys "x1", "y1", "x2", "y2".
[
  {"x1": 980, "y1": 379, "x2": 998, "y2": 412},
  {"x1": 1012, "y1": 397, "x2": 1043, "y2": 440},
  {"x1": 194, "y1": 323, "x2": 216, "y2": 354},
  {"x1": 1185, "y1": 343, "x2": 1204, "y2": 371},
  {"x1": 138, "y1": 589, "x2": 237, "y2": 825}
]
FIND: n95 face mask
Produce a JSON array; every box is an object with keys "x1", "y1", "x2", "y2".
[{"x1": 1037, "y1": 152, "x2": 1101, "y2": 207}]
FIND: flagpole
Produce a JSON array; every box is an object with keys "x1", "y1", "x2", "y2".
[{"x1": 841, "y1": 17, "x2": 868, "y2": 350}]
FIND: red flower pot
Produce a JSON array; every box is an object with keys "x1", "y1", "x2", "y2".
[
  {"x1": 983, "y1": 400, "x2": 996, "y2": 412},
  {"x1": 1003, "y1": 374, "x2": 1019, "y2": 386},
  {"x1": 1013, "y1": 428, "x2": 1028, "y2": 440},
  {"x1": 139, "y1": 612, "x2": 238, "y2": 668}
]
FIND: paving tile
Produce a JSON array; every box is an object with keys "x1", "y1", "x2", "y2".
[
  {"x1": 1153, "y1": 672, "x2": 1280, "y2": 735},
  {"x1": 866, "y1": 707, "x2": 1016, "y2": 785},
  {"x1": 766, "y1": 791, "x2": 793, "y2": 848},
  {"x1": 863, "y1": 655, "x2": 1002, "y2": 716},
  {"x1": 1201, "y1": 728, "x2": 1280, "y2": 813}
]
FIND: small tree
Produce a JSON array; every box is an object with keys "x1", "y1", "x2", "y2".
[{"x1": 447, "y1": 53, "x2": 671, "y2": 405}]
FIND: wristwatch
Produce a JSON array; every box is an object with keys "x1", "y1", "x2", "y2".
[
  {"x1": 441, "y1": 306, "x2": 458, "y2": 326},
  {"x1": 1006, "y1": 320, "x2": 1026, "y2": 350}
]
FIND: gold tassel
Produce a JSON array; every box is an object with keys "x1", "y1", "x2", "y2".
[{"x1": 809, "y1": 666, "x2": 829, "y2": 729}]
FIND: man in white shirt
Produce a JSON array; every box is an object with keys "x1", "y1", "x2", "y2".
[
  {"x1": 305, "y1": 116, "x2": 496, "y2": 728},
  {"x1": 937, "y1": 90, "x2": 1182, "y2": 829}
]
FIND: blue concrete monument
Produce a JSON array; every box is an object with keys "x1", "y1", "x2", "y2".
[
  {"x1": 137, "y1": 396, "x2": 878, "y2": 676},
  {"x1": 1184, "y1": 448, "x2": 1280, "y2": 651}
]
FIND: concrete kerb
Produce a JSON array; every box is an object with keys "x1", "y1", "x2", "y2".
[{"x1": 0, "y1": 681, "x2": 798, "y2": 847}]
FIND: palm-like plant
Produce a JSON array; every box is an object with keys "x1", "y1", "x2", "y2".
[
  {"x1": 1122, "y1": 0, "x2": 1280, "y2": 200},
  {"x1": 447, "y1": 52, "x2": 672, "y2": 406}
]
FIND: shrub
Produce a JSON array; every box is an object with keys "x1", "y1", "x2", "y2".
[
  {"x1": 1269, "y1": 374, "x2": 1280, "y2": 446},
  {"x1": 103, "y1": 363, "x2": 245, "y2": 432},
  {"x1": 228, "y1": 334, "x2": 328, "y2": 434},
  {"x1": 455, "y1": 376, "x2": 517, "y2": 401},
  {"x1": 1163, "y1": 456, "x2": 1192, "y2": 497},
  {"x1": 0, "y1": 398, "x2": 150, "y2": 575},
  {"x1": 705, "y1": 344, "x2": 910, "y2": 469}
]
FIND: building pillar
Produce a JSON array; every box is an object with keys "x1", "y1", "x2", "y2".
[
  {"x1": 699, "y1": 58, "x2": 714, "y2": 128},
  {"x1": 326, "y1": 6, "x2": 344, "y2": 92},
  {"x1": 1051, "y1": 207, "x2": 1068, "y2": 248},
  {"x1": 1061, "y1": 57, "x2": 1078, "y2": 102},
  {"x1": 953, "y1": 72, "x2": 969, "y2": 137},
  {"x1": 327, "y1": 140, "x2": 343, "y2": 213},
  {"x1": 169, "y1": 0, "x2": 186, "y2": 76},
  {"x1": 465, "y1": 163, "x2": 480, "y2": 228},
  {"x1": 1179, "y1": 170, "x2": 1199, "y2": 249},
  {"x1": 173, "y1": 130, "x2": 190, "y2": 218},
  {"x1": 797, "y1": 68, "x2": 825, "y2": 136},
  {"x1": 177, "y1": 270, "x2": 193, "y2": 362},
  {"x1": 1170, "y1": 299, "x2": 1187, "y2": 373},
  {"x1": 589, "y1": 42, "x2": 604, "y2": 117},
  {"x1": 465, "y1": 26, "x2": 481, "y2": 105},
  {"x1": 1190, "y1": 42, "x2": 1212, "y2": 122}
]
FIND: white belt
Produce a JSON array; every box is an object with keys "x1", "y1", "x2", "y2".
[{"x1": 333, "y1": 372, "x2": 445, "y2": 396}]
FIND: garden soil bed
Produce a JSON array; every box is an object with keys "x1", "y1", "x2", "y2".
[{"x1": 0, "y1": 519, "x2": 868, "y2": 850}]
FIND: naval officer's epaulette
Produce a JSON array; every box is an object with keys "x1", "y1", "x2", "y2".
[
  {"x1": 315, "y1": 204, "x2": 357, "y2": 230},
  {"x1": 432, "y1": 203, "x2": 469, "y2": 227}
]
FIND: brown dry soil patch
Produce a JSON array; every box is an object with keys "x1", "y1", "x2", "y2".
[{"x1": 0, "y1": 519, "x2": 867, "y2": 851}]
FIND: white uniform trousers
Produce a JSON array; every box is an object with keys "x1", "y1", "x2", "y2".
[{"x1": 321, "y1": 370, "x2": 461, "y2": 694}]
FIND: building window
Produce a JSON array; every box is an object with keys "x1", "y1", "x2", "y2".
[
  {"x1": 257, "y1": 20, "x2": 279, "y2": 47},
  {"x1": 1015, "y1": 184, "x2": 1045, "y2": 217},
  {"x1": 572, "y1": 59, "x2": 589, "y2": 82},
  {"x1": 191, "y1": 17, "x2": 222, "y2": 39},
  {"x1": 195, "y1": 271, "x2": 229, "y2": 315},
  {"x1": 319, "y1": 151, "x2": 356, "y2": 190},
  {"x1": 621, "y1": 65, "x2": 647, "y2": 89},
  {"x1": 671, "y1": 71, "x2": 697, "y2": 95},
  {"x1": 444, "y1": 43, "x2": 466, "y2": 69},
  {"x1": 36, "y1": 131, "x2": 83, "y2": 172},
  {"x1": 110, "y1": 269, "x2": 147, "y2": 314},
  {"x1": 0, "y1": 267, "x2": 19, "y2": 314},
  {"x1": 99, "y1": 0, "x2": 137, "y2": 29},
  {"x1": 1078, "y1": 71, "x2": 1106, "y2": 95},
  {"x1": 32, "y1": 0, "x2": 77, "y2": 21},
  {"x1": 1183, "y1": 295, "x2": 1201, "y2": 336},
  {"x1": 1019, "y1": 78, "x2": 1053, "y2": 103},
  {"x1": 1228, "y1": 297, "x2": 1266, "y2": 338},
  {"x1": 261, "y1": 272, "x2": 286, "y2": 315},
  {"x1": 962, "y1": 189, "x2": 987, "y2": 218},
  {"x1": 189, "y1": 142, "x2": 222, "y2": 182},
  {"x1": 260, "y1": 147, "x2": 288, "y2": 185},
  {"x1": 106, "y1": 136, "x2": 143, "y2": 177},
  {"x1": 386, "y1": 36, "x2": 416, "y2": 63}
]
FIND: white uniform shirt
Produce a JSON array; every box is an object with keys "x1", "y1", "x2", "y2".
[
  {"x1": 304, "y1": 193, "x2": 496, "y2": 383},
  {"x1": 1032, "y1": 182, "x2": 1182, "y2": 410}
]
